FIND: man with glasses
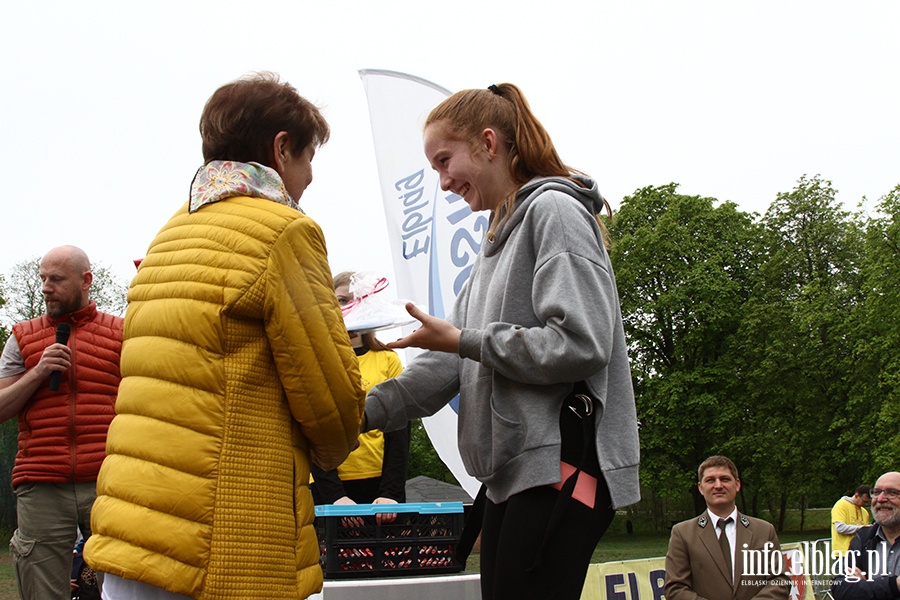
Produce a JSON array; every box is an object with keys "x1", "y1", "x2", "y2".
[
  {"x1": 832, "y1": 471, "x2": 900, "y2": 599},
  {"x1": 832, "y1": 486, "x2": 873, "y2": 557}
]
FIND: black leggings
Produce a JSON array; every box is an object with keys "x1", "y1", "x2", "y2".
[
  {"x1": 479, "y1": 389, "x2": 616, "y2": 599},
  {"x1": 479, "y1": 477, "x2": 614, "y2": 599}
]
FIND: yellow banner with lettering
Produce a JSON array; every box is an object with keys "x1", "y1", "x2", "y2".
[{"x1": 579, "y1": 543, "x2": 813, "y2": 600}]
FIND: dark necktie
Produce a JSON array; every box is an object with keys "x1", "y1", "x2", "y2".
[{"x1": 718, "y1": 517, "x2": 733, "y2": 584}]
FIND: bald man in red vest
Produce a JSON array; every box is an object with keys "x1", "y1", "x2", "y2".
[{"x1": 0, "y1": 246, "x2": 123, "y2": 600}]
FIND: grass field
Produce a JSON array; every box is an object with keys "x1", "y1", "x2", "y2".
[
  {"x1": 0, "y1": 510, "x2": 834, "y2": 599},
  {"x1": 0, "y1": 550, "x2": 16, "y2": 600},
  {"x1": 459, "y1": 509, "x2": 833, "y2": 574}
]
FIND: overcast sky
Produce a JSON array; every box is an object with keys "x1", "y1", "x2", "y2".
[{"x1": 2, "y1": 0, "x2": 898, "y2": 294}]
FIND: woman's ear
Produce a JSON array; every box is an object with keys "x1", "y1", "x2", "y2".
[
  {"x1": 272, "y1": 131, "x2": 290, "y2": 172},
  {"x1": 481, "y1": 128, "x2": 501, "y2": 159}
]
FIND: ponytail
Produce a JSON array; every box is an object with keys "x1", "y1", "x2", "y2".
[
  {"x1": 426, "y1": 83, "x2": 612, "y2": 248},
  {"x1": 488, "y1": 83, "x2": 570, "y2": 186}
]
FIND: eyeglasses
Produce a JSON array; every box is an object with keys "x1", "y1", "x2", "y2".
[{"x1": 870, "y1": 488, "x2": 900, "y2": 499}]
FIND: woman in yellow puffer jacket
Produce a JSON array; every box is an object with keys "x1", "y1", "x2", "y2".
[{"x1": 84, "y1": 72, "x2": 366, "y2": 600}]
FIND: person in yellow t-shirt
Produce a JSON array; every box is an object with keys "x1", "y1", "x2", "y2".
[
  {"x1": 310, "y1": 272, "x2": 410, "y2": 513},
  {"x1": 831, "y1": 485, "x2": 872, "y2": 556}
]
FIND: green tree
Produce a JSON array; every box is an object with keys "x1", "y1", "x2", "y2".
[
  {"x1": 608, "y1": 183, "x2": 763, "y2": 519},
  {"x1": 730, "y1": 175, "x2": 866, "y2": 528},
  {"x1": 853, "y1": 184, "x2": 900, "y2": 478},
  {"x1": 0, "y1": 278, "x2": 7, "y2": 348},
  {"x1": 0, "y1": 287, "x2": 10, "y2": 532},
  {"x1": 0, "y1": 420, "x2": 15, "y2": 532},
  {"x1": 408, "y1": 420, "x2": 457, "y2": 484},
  {"x1": 0, "y1": 256, "x2": 128, "y2": 328},
  {"x1": 0, "y1": 259, "x2": 44, "y2": 327}
]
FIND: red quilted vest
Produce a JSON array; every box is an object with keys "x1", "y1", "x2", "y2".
[{"x1": 11, "y1": 301, "x2": 123, "y2": 486}]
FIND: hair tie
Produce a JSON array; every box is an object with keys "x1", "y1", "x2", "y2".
[{"x1": 488, "y1": 84, "x2": 502, "y2": 96}]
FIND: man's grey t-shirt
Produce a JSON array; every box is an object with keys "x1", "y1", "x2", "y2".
[{"x1": 0, "y1": 334, "x2": 25, "y2": 378}]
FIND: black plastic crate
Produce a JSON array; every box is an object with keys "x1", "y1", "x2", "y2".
[{"x1": 314, "y1": 502, "x2": 465, "y2": 579}]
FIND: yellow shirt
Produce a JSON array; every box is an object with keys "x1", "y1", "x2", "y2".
[
  {"x1": 337, "y1": 349, "x2": 403, "y2": 480},
  {"x1": 831, "y1": 496, "x2": 870, "y2": 555}
]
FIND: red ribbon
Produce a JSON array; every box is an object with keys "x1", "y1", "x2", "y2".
[{"x1": 341, "y1": 277, "x2": 389, "y2": 316}]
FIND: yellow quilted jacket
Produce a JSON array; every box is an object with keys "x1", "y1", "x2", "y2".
[{"x1": 85, "y1": 197, "x2": 365, "y2": 599}]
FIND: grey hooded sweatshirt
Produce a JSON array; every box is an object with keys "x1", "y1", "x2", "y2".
[{"x1": 365, "y1": 175, "x2": 640, "y2": 508}]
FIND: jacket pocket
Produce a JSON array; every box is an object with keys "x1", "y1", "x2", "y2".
[{"x1": 481, "y1": 397, "x2": 525, "y2": 477}]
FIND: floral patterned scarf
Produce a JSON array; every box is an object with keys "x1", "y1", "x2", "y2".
[{"x1": 189, "y1": 161, "x2": 298, "y2": 213}]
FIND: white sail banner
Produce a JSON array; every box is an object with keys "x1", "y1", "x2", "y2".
[{"x1": 359, "y1": 69, "x2": 486, "y2": 498}]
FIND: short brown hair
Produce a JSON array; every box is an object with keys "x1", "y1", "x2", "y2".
[
  {"x1": 199, "y1": 71, "x2": 330, "y2": 167},
  {"x1": 698, "y1": 455, "x2": 739, "y2": 482}
]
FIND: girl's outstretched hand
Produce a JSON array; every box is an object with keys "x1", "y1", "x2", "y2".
[{"x1": 386, "y1": 303, "x2": 461, "y2": 354}]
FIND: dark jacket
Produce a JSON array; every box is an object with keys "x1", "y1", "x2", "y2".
[{"x1": 832, "y1": 525, "x2": 900, "y2": 599}]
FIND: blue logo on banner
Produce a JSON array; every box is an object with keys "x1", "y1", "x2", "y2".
[{"x1": 424, "y1": 183, "x2": 489, "y2": 415}]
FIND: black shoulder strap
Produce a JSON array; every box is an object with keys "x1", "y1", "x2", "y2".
[{"x1": 455, "y1": 484, "x2": 486, "y2": 565}]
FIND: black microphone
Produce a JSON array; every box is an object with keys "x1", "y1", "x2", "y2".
[{"x1": 48, "y1": 323, "x2": 71, "y2": 391}]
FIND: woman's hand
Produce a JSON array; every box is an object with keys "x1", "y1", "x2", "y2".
[
  {"x1": 373, "y1": 497, "x2": 399, "y2": 525},
  {"x1": 335, "y1": 497, "x2": 364, "y2": 528},
  {"x1": 387, "y1": 303, "x2": 461, "y2": 354}
]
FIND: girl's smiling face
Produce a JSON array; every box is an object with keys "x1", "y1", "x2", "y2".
[{"x1": 423, "y1": 121, "x2": 512, "y2": 213}]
